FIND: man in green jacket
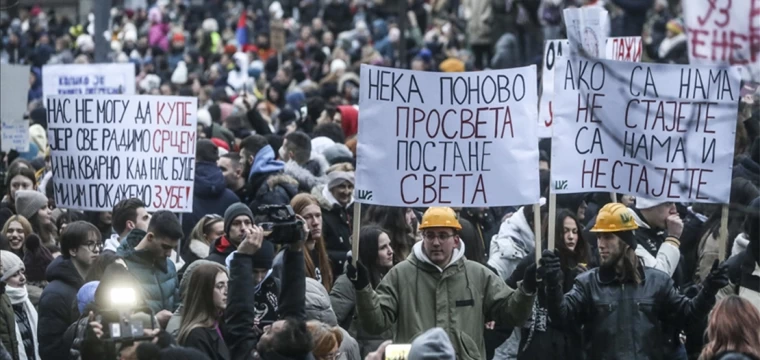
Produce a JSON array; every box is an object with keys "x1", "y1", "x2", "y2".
[
  {"x1": 117, "y1": 211, "x2": 182, "y2": 329},
  {"x1": 347, "y1": 207, "x2": 537, "y2": 360}
]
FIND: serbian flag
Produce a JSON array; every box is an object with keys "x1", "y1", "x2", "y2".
[{"x1": 236, "y1": 13, "x2": 248, "y2": 50}]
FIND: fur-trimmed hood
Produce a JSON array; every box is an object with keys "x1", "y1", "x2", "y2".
[
  {"x1": 263, "y1": 173, "x2": 299, "y2": 191},
  {"x1": 188, "y1": 239, "x2": 211, "y2": 259},
  {"x1": 284, "y1": 153, "x2": 329, "y2": 192},
  {"x1": 311, "y1": 184, "x2": 335, "y2": 209}
]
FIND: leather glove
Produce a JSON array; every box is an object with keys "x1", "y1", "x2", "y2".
[
  {"x1": 346, "y1": 256, "x2": 370, "y2": 290},
  {"x1": 702, "y1": 259, "x2": 729, "y2": 296},
  {"x1": 538, "y1": 249, "x2": 562, "y2": 287},
  {"x1": 522, "y1": 262, "x2": 538, "y2": 294}
]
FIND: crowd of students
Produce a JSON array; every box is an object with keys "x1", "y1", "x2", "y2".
[{"x1": 1, "y1": 0, "x2": 760, "y2": 359}]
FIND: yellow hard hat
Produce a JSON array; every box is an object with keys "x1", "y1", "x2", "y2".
[
  {"x1": 590, "y1": 203, "x2": 638, "y2": 233},
  {"x1": 419, "y1": 207, "x2": 462, "y2": 230}
]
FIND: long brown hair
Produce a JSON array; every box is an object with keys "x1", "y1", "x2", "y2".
[
  {"x1": 363, "y1": 205, "x2": 415, "y2": 263},
  {"x1": 615, "y1": 245, "x2": 642, "y2": 285},
  {"x1": 290, "y1": 193, "x2": 334, "y2": 291},
  {"x1": 700, "y1": 296, "x2": 760, "y2": 360},
  {"x1": 306, "y1": 320, "x2": 343, "y2": 358},
  {"x1": 178, "y1": 263, "x2": 227, "y2": 344}
]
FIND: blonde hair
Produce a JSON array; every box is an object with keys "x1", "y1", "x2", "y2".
[
  {"x1": 306, "y1": 320, "x2": 343, "y2": 358},
  {"x1": 2, "y1": 215, "x2": 33, "y2": 239},
  {"x1": 188, "y1": 214, "x2": 223, "y2": 245}
]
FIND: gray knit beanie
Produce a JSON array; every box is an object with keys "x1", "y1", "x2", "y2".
[
  {"x1": 14, "y1": 190, "x2": 48, "y2": 220},
  {"x1": 408, "y1": 328, "x2": 456, "y2": 360},
  {"x1": 224, "y1": 203, "x2": 254, "y2": 236}
]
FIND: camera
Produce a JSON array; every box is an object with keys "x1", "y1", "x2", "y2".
[
  {"x1": 255, "y1": 204, "x2": 306, "y2": 244},
  {"x1": 96, "y1": 288, "x2": 156, "y2": 345}
]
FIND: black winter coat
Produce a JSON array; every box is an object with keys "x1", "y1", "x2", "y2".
[
  {"x1": 321, "y1": 203, "x2": 352, "y2": 278},
  {"x1": 507, "y1": 252, "x2": 585, "y2": 360},
  {"x1": 225, "y1": 248, "x2": 314, "y2": 360},
  {"x1": 206, "y1": 236, "x2": 237, "y2": 267},
  {"x1": 183, "y1": 327, "x2": 231, "y2": 360},
  {"x1": 247, "y1": 172, "x2": 299, "y2": 213},
  {"x1": 182, "y1": 162, "x2": 241, "y2": 240},
  {"x1": 38, "y1": 257, "x2": 84, "y2": 360},
  {"x1": 546, "y1": 264, "x2": 715, "y2": 360}
]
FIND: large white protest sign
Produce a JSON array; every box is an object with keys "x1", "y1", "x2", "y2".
[
  {"x1": 684, "y1": 1, "x2": 760, "y2": 81},
  {"x1": 551, "y1": 57, "x2": 741, "y2": 203},
  {"x1": 46, "y1": 95, "x2": 197, "y2": 212},
  {"x1": 42, "y1": 64, "x2": 136, "y2": 102},
  {"x1": 355, "y1": 64, "x2": 540, "y2": 207},
  {"x1": 1, "y1": 64, "x2": 31, "y2": 152},
  {"x1": 538, "y1": 36, "x2": 641, "y2": 138}
]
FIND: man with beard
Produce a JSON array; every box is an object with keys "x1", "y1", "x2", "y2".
[
  {"x1": 540, "y1": 203, "x2": 729, "y2": 360},
  {"x1": 225, "y1": 215, "x2": 313, "y2": 359},
  {"x1": 240, "y1": 135, "x2": 299, "y2": 212}
]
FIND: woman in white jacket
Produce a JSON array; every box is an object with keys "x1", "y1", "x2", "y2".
[{"x1": 0, "y1": 251, "x2": 39, "y2": 360}]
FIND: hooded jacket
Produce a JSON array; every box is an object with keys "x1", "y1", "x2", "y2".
[
  {"x1": 38, "y1": 257, "x2": 84, "y2": 360},
  {"x1": 182, "y1": 161, "x2": 241, "y2": 239},
  {"x1": 336, "y1": 106, "x2": 358, "y2": 138},
  {"x1": 304, "y1": 278, "x2": 361, "y2": 360},
  {"x1": 355, "y1": 241, "x2": 535, "y2": 360},
  {"x1": 283, "y1": 153, "x2": 329, "y2": 193},
  {"x1": 116, "y1": 229, "x2": 179, "y2": 314},
  {"x1": 488, "y1": 207, "x2": 534, "y2": 281},
  {"x1": 312, "y1": 184, "x2": 352, "y2": 277},
  {"x1": 247, "y1": 146, "x2": 299, "y2": 211}
]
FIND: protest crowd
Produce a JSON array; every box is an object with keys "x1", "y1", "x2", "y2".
[{"x1": 0, "y1": 0, "x2": 759, "y2": 359}]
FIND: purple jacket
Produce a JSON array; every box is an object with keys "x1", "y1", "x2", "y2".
[{"x1": 148, "y1": 23, "x2": 169, "y2": 52}]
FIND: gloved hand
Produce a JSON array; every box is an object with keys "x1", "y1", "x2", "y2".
[
  {"x1": 522, "y1": 262, "x2": 538, "y2": 294},
  {"x1": 702, "y1": 259, "x2": 729, "y2": 296},
  {"x1": 346, "y1": 256, "x2": 370, "y2": 290},
  {"x1": 538, "y1": 249, "x2": 562, "y2": 287}
]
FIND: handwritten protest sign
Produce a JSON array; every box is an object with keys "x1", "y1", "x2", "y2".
[
  {"x1": 46, "y1": 95, "x2": 197, "y2": 212},
  {"x1": 42, "y1": 64, "x2": 136, "y2": 102},
  {"x1": 550, "y1": 57, "x2": 741, "y2": 203},
  {"x1": 354, "y1": 64, "x2": 540, "y2": 207},
  {"x1": 564, "y1": 7, "x2": 607, "y2": 58},
  {"x1": 1, "y1": 121, "x2": 30, "y2": 153},
  {"x1": 538, "y1": 37, "x2": 641, "y2": 138},
  {"x1": 684, "y1": 1, "x2": 760, "y2": 81},
  {"x1": 1, "y1": 64, "x2": 31, "y2": 152}
]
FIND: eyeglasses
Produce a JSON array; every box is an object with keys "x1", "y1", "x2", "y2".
[
  {"x1": 423, "y1": 232, "x2": 455, "y2": 241},
  {"x1": 82, "y1": 241, "x2": 102, "y2": 253}
]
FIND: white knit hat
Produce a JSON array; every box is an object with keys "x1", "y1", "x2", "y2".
[{"x1": 0, "y1": 251, "x2": 24, "y2": 283}]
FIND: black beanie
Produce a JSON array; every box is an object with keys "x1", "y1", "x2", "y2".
[
  {"x1": 196, "y1": 139, "x2": 219, "y2": 163},
  {"x1": 251, "y1": 240, "x2": 275, "y2": 270},
  {"x1": 224, "y1": 203, "x2": 254, "y2": 236}
]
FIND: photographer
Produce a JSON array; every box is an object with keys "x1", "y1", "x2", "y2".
[{"x1": 225, "y1": 220, "x2": 313, "y2": 359}]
